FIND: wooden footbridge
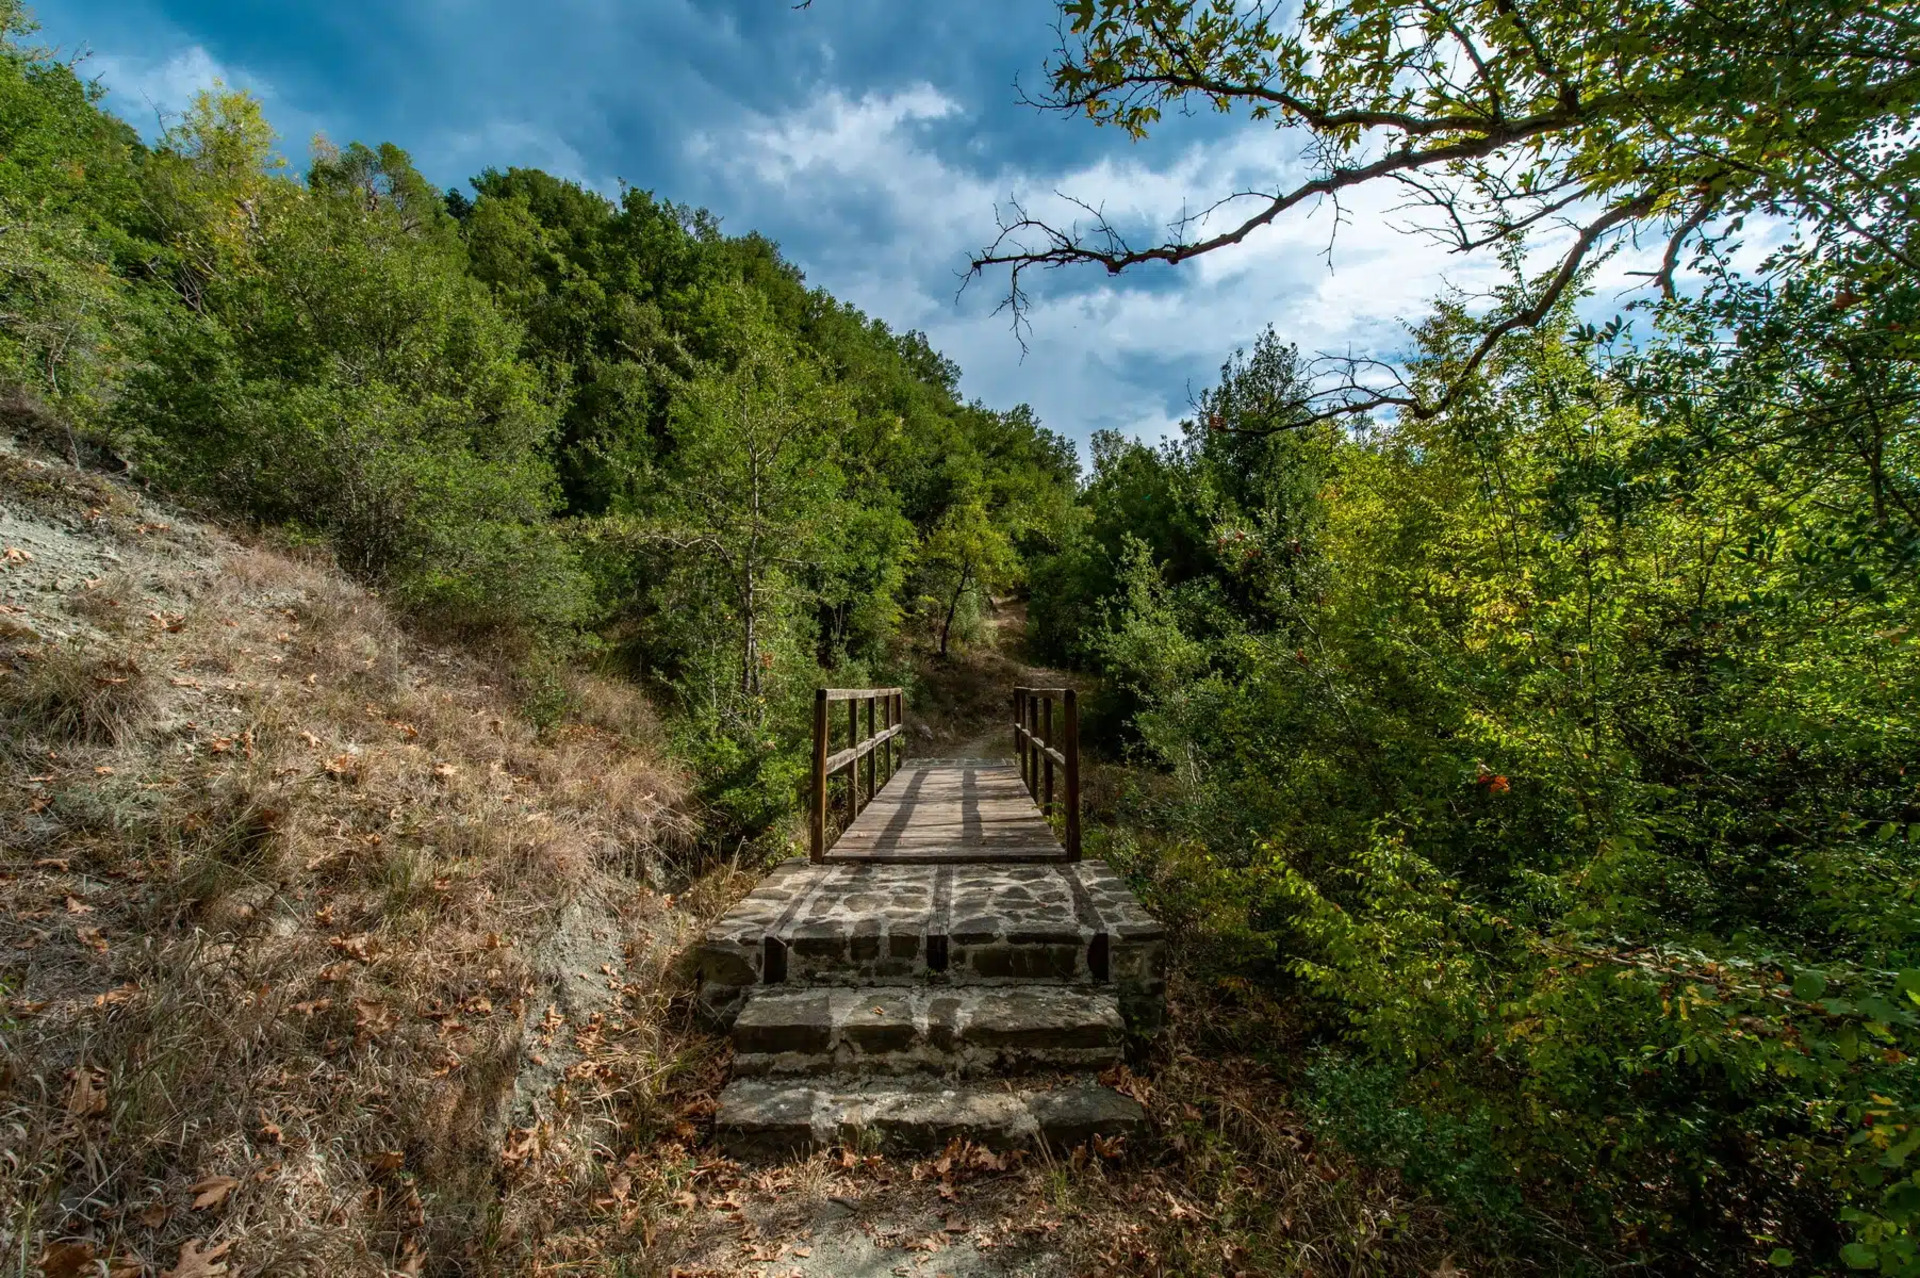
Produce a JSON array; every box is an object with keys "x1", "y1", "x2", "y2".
[
  {"x1": 696, "y1": 685, "x2": 1165, "y2": 1155},
  {"x1": 809, "y1": 685, "x2": 1080, "y2": 863}
]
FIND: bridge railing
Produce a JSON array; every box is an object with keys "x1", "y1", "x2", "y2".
[
  {"x1": 1012, "y1": 685, "x2": 1081, "y2": 860},
  {"x1": 811, "y1": 686, "x2": 905, "y2": 862}
]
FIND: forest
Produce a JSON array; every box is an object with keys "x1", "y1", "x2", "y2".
[
  {"x1": 0, "y1": 0, "x2": 1076, "y2": 844},
  {"x1": 0, "y1": 0, "x2": 1915, "y2": 1273}
]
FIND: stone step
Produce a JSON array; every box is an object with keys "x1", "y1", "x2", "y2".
[
  {"x1": 716, "y1": 1077, "x2": 1147, "y2": 1157},
  {"x1": 694, "y1": 860, "x2": 1166, "y2": 1032},
  {"x1": 731, "y1": 986, "x2": 1123, "y2": 1079}
]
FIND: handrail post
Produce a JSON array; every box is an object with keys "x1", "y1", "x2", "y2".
[
  {"x1": 1031, "y1": 695, "x2": 1042, "y2": 804},
  {"x1": 864, "y1": 694, "x2": 876, "y2": 811},
  {"x1": 1014, "y1": 689, "x2": 1026, "y2": 790},
  {"x1": 811, "y1": 688, "x2": 828, "y2": 862},
  {"x1": 1064, "y1": 689, "x2": 1081, "y2": 860},
  {"x1": 1042, "y1": 694, "x2": 1055, "y2": 816},
  {"x1": 846, "y1": 698, "x2": 859, "y2": 825},
  {"x1": 1024, "y1": 692, "x2": 1036, "y2": 801}
]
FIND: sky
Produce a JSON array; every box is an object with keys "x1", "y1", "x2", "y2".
[{"x1": 37, "y1": 0, "x2": 1654, "y2": 458}]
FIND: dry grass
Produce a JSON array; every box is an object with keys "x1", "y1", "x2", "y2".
[
  {"x1": 1038, "y1": 979, "x2": 1497, "y2": 1277},
  {"x1": 0, "y1": 465, "x2": 717, "y2": 1277},
  {"x1": 0, "y1": 641, "x2": 154, "y2": 744}
]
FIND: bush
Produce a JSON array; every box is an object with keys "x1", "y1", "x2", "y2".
[
  {"x1": 1058, "y1": 309, "x2": 1920, "y2": 1271},
  {"x1": 120, "y1": 127, "x2": 588, "y2": 636}
]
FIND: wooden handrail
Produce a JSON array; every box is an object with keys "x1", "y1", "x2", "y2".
[
  {"x1": 1011, "y1": 685, "x2": 1080, "y2": 860},
  {"x1": 812, "y1": 686, "x2": 906, "y2": 861},
  {"x1": 822, "y1": 687, "x2": 904, "y2": 702},
  {"x1": 824, "y1": 723, "x2": 904, "y2": 773}
]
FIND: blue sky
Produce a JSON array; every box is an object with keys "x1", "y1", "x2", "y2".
[{"x1": 36, "y1": 0, "x2": 1631, "y2": 457}]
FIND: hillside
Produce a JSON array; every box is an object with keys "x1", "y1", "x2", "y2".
[{"x1": 0, "y1": 437, "x2": 727, "y2": 1274}]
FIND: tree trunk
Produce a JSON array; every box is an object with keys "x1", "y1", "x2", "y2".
[
  {"x1": 939, "y1": 562, "x2": 971, "y2": 657},
  {"x1": 742, "y1": 567, "x2": 758, "y2": 697}
]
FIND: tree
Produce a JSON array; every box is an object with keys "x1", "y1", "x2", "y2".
[
  {"x1": 124, "y1": 97, "x2": 583, "y2": 632},
  {"x1": 646, "y1": 293, "x2": 850, "y2": 704},
  {"x1": 136, "y1": 83, "x2": 284, "y2": 311},
  {"x1": 917, "y1": 497, "x2": 1016, "y2": 656},
  {"x1": 975, "y1": 0, "x2": 1920, "y2": 422},
  {"x1": 0, "y1": 1, "x2": 148, "y2": 432}
]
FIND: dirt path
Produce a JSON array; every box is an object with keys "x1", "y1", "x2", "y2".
[
  {"x1": 912, "y1": 600, "x2": 1078, "y2": 760},
  {"x1": 658, "y1": 1148, "x2": 1084, "y2": 1277}
]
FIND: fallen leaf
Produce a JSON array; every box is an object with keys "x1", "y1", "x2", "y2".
[
  {"x1": 76, "y1": 925, "x2": 108, "y2": 953},
  {"x1": 162, "y1": 1238, "x2": 232, "y2": 1278},
  {"x1": 64, "y1": 896, "x2": 93, "y2": 914},
  {"x1": 66, "y1": 1066, "x2": 106, "y2": 1117},
  {"x1": 190, "y1": 1174, "x2": 240, "y2": 1210},
  {"x1": 368, "y1": 1149, "x2": 405, "y2": 1173},
  {"x1": 94, "y1": 983, "x2": 139, "y2": 1007},
  {"x1": 329, "y1": 934, "x2": 376, "y2": 962},
  {"x1": 37, "y1": 1240, "x2": 96, "y2": 1278},
  {"x1": 138, "y1": 1201, "x2": 170, "y2": 1227}
]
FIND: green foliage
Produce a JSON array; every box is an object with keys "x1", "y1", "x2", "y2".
[
  {"x1": 1055, "y1": 292, "x2": 1920, "y2": 1268},
  {"x1": 122, "y1": 110, "x2": 583, "y2": 632},
  {"x1": 0, "y1": 2, "x2": 146, "y2": 427}
]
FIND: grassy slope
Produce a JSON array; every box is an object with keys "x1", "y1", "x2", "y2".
[{"x1": 0, "y1": 439, "x2": 756, "y2": 1276}]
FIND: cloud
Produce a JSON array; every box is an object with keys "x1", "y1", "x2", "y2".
[
  {"x1": 48, "y1": 1, "x2": 1734, "y2": 465},
  {"x1": 693, "y1": 84, "x2": 1556, "y2": 455},
  {"x1": 82, "y1": 44, "x2": 262, "y2": 133},
  {"x1": 419, "y1": 120, "x2": 613, "y2": 196}
]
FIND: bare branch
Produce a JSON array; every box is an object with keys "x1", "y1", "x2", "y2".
[
  {"x1": 1213, "y1": 191, "x2": 1660, "y2": 433},
  {"x1": 969, "y1": 111, "x2": 1581, "y2": 283}
]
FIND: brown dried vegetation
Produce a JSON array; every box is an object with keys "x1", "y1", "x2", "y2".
[{"x1": 0, "y1": 455, "x2": 728, "y2": 1276}]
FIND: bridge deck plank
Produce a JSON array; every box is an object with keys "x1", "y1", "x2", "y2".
[{"x1": 824, "y1": 758, "x2": 1068, "y2": 864}]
